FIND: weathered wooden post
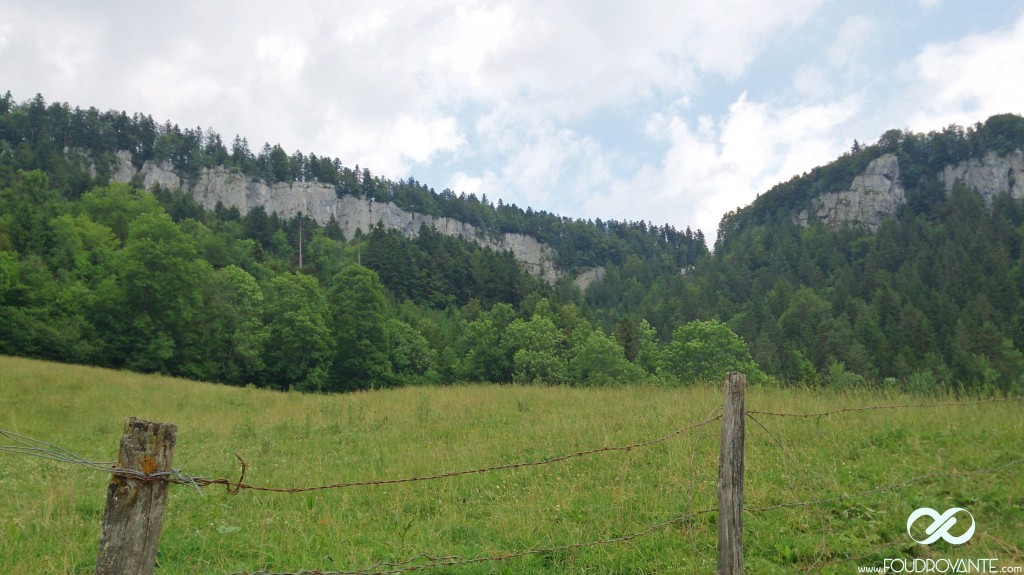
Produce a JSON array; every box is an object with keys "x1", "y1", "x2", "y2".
[
  {"x1": 717, "y1": 372, "x2": 745, "y2": 575},
  {"x1": 95, "y1": 417, "x2": 177, "y2": 575}
]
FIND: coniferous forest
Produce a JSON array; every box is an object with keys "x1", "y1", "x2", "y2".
[{"x1": 1, "y1": 92, "x2": 1022, "y2": 393}]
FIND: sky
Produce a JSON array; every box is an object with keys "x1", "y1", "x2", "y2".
[{"x1": 3, "y1": 1, "x2": 1024, "y2": 242}]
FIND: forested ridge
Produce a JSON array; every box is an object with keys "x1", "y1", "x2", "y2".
[
  {"x1": 1, "y1": 92, "x2": 1022, "y2": 393},
  {"x1": 672, "y1": 114, "x2": 1024, "y2": 392}
]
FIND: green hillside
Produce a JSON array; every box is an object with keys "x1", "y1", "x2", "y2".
[
  {"x1": 674, "y1": 116, "x2": 1024, "y2": 390},
  {"x1": 2, "y1": 92, "x2": 1023, "y2": 392},
  {"x1": 1, "y1": 356, "x2": 1021, "y2": 574}
]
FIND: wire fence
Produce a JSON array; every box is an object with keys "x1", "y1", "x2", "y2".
[
  {"x1": 3, "y1": 405, "x2": 725, "y2": 495},
  {"x1": 746, "y1": 394, "x2": 1022, "y2": 419},
  {"x1": 217, "y1": 455, "x2": 1024, "y2": 575},
  {"x1": 2, "y1": 392, "x2": 1022, "y2": 574}
]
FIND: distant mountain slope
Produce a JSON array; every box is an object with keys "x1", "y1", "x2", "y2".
[
  {"x1": 0, "y1": 91, "x2": 707, "y2": 286},
  {"x1": 718, "y1": 114, "x2": 1024, "y2": 247},
  {"x1": 673, "y1": 113, "x2": 1024, "y2": 389},
  {"x1": 3, "y1": 91, "x2": 1021, "y2": 390},
  {"x1": 105, "y1": 150, "x2": 567, "y2": 283}
]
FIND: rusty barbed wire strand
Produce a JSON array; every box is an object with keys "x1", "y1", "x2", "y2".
[
  {"x1": 0, "y1": 429, "x2": 213, "y2": 495},
  {"x1": 0, "y1": 406, "x2": 724, "y2": 494},
  {"x1": 172, "y1": 405, "x2": 725, "y2": 494},
  {"x1": 746, "y1": 395, "x2": 1023, "y2": 419},
  {"x1": 225, "y1": 456, "x2": 1024, "y2": 575},
  {"x1": 5, "y1": 397, "x2": 1019, "y2": 574},
  {"x1": 188, "y1": 399, "x2": 1019, "y2": 493}
]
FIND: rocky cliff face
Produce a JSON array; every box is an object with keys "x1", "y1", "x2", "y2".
[
  {"x1": 109, "y1": 151, "x2": 564, "y2": 282},
  {"x1": 796, "y1": 153, "x2": 905, "y2": 231},
  {"x1": 796, "y1": 149, "x2": 1024, "y2": 230},
  {"x1": 938, "y1": 149, "x2": 1024, "y2": 204}
]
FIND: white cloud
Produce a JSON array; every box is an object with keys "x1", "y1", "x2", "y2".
[
  {"x1": 828, "y1": 15, "x2": 877, "y2": 70},
  {"x1": 0, "y1": 4, "x2": 102, "y2": 88},
  {"x1": 1, "y1": 0, "x2": 827, "y2": 174},
  {"x1": 0, "y1": 20, "x2": 12, "y2": 51},
  {"x1": 907, "y1": 12, "x2": 1024, "y2": 130},
  {"x1": 793, "y1": 65, "x2": 835, "y2": 100},
  {"x1": 428, "y1": 4, "x2": 515, "y2": 78},
  {"x1": 255, "y1": 35, "x2": 309, "y2": 84},
  {"x1": 461, "y1": 119, "x2": 612, "y2": 210},
  {"x1": 453, "y1": 0, "x2": 824, "y2": 119},
  {"x1": 677, "y1": 0, "x2": 824, "y2": 77},
  {"x1": 597, "y1": 93, "x2": 861, "y2": 242},
  {"x1": 454, "y1": 88, "x2": 861, "y2": 242},
  {"x1": 392, "y1": 115, "x2": 464, "y2": 166},
  {"x1": 25, "y1": 0, "x2": 1020, "y2": 248},
  {"x1": 333, "y1": 8, "x2": 393, "y2": 45},
  {"x1": 447, "y1": 170, "x2": 490, "y2": 198},
  {"x1": 130, "y1": 55, "x2": 228, "y2": 118}
]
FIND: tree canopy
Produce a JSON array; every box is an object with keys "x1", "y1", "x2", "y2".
[{"x1": 2, "y1": 92, "x2": 1023, "y2": 394}]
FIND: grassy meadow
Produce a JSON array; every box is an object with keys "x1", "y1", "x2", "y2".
[{"x1": 1, "y1": 355, "x2": 1022, "y2": 574}]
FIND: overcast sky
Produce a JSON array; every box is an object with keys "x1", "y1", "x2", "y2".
[{"x1": 3, "y1": 1, "x2": 1024, "y2": 241}]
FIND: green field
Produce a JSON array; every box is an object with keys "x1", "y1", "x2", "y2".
[{"x1": 1, "y1": 355, "x2": 1022, "y2": 574}]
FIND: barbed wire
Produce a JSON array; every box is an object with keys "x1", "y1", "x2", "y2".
[
  {"x1": 746, "y1": 395, "x2": 1023, "y2": 419},
  {"x1": 224, "y1": 455, "x2": 1024, "y2": 575},
  {"x1": 163, "y1": 405, "x2": 724, "y2": 494},
  {"x1": 0, "y1": 405, "x2": 724, "y2": 495},
  {"x1": 0, "y1": 429, "x2": 115, "y2": 471},
  {"x1": 0, "y1": 429, "x2": 210, "y2": 494},
  {"x1": 6, "y1": 396, "x2": 1016, "y2": 495},
  {"x1": 5, "y1": 395, "x2": 1020, "y2": 574}
]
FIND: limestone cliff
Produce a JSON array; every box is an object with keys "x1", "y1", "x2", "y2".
[
  {"x1": 795, "y1": 154, "x2": 905, "y2": 231},
  {"x1": 795, "y1": 149, "x2": 1024, "y2": 230},
  {"x1": 108, "y1": 151, "x2": 566, "y2": 282},
  {"x1": 938, "y1": 149, "x2": 1024, "y2": 204}
]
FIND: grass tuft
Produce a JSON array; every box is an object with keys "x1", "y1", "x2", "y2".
[{"x1": 1, "y1": 356, "x2": 1021, "y2": 574}]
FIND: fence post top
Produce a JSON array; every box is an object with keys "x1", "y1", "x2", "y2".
[
  {"x1": 124, "y1": 416, "x2": 176, "y2": 428},
  {"x1": 725, "y1": 372, "x2": 746, "y2": 389}
]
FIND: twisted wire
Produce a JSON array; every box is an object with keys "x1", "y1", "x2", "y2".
[
  {"x1": 0, "y1": 406, "x2": 723, "y2": 495},
  {"x1": 226, "y1": 456, "x2": 1024, "y2": 575},
  {"x1": 746, "y1": 395, "x2": 1022, "y2": 419},
  {"x1": 0, "y1": 429, "x2": 115, "y2": 471},
  {"x1": 160, "y1": 407, "x2": 724, "y2": 494},
  {"x1": 4, "y1": 396, "x2": 1020, "y2": 575}
]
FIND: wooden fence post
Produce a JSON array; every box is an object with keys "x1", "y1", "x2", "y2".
[
  {"x1": 717, "y1": 371, "x2": 745, "y2": 575},
  {"x1": 95, "y1": 417, "x2": 177, "y2": 575}
]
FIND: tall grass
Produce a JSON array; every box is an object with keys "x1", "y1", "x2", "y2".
[{"x1": 1, "y1": 356, "x2": 1021, "y2": 574}]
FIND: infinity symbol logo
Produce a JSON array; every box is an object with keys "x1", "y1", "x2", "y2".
[{"x1": 907, "y1": 507, "x2": 975, "y2": 545}]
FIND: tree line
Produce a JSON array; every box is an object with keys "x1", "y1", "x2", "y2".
[
  {"x1": 0, "y1": 170, "x2": 762, "y2": 391},
  {"x1": 583, "y1": 115, "x2": 1024, "y2": 393},
  {"x1": 3, "y1": 92, "x2": 1023, "y2": 393},
  {"x1": 0, "y1": 92, "x2": 707, "y2": 275}
]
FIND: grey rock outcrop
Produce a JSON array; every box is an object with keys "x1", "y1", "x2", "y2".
[
  {"x1": 796, "y1": 153, "x2": 906, "y2": 230},
  {"x1": 795, "y1": 148, "x2": 1024, "y2": 230},
  {"x1": 108, "y1": 151, "x2": 567, "y2": 282},
  {"x1": 110, "y1": 151, "x2": 137, "y2": 183},
  {"x1": 938, "y1": 149, "x2": 1024, "y2": 204},
  {"x1": 573, "y1": 267, "x2": 606, "y2": 292}
]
